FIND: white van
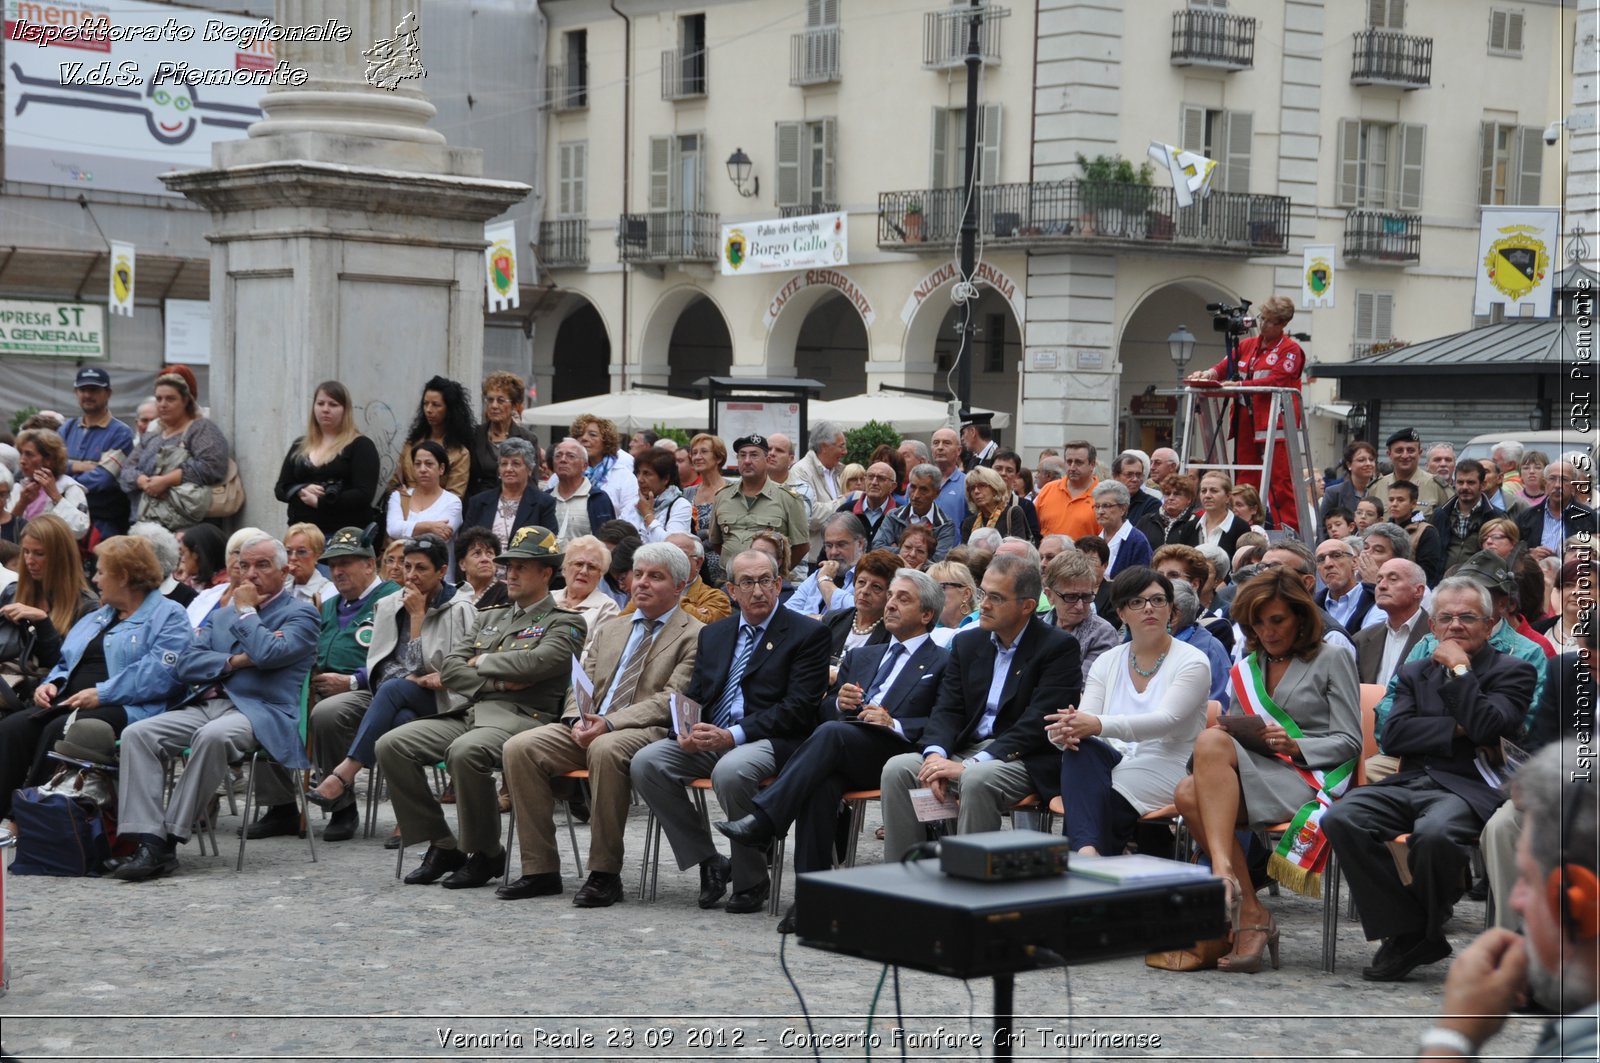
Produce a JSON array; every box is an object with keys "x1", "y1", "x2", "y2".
[{"x1": 1456, "y1": 431, "x2": 1595, "y2": 470}]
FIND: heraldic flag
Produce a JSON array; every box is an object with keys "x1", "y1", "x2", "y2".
[
  {"x1": 109, "y1": 241, "x2": 136, "y2": 317},
  {"x1": 484, "y1": 221, "x2": 520, "y2": 312},
  {"x1": 1473, "y1": 207, "x2": 1559, "y2": 317},
  {"x1": 1147, "y1": 142, "x2": 1218, "y2": 208},
  {"x1": 1301, "y1": 244, "x2": 1336, "y2": 309}
]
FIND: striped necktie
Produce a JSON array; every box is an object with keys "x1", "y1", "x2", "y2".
[
  {"x1": 606, "y1": 618, "x2": 661, "y2": 713},
  {"x1": 708, "y1": 624, "x2": 757, "y2": 729}
]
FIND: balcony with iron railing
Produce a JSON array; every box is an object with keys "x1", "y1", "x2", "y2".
[
  {"x1": 1350, "y1": 28, "x2": 1431, "y2": 88},
  {"x1": 661, "y1": 48, "x2": 707, "y2": 100},
  {"x1": 779, "y1": 201, "x2": 841, "y2": 219},
  {"x1": 922, "y1": 5, "x2": 1005, "y2": 70},
  {"x1": 877, "y1": 181, "x2": 1290, "y2": 256},
  {"x1": 544, "y1": 64, "x2": 587, "y2": 111},
  {"x1": 617, "y1": 212, "x2": 720, "y2": 264},
  {"x1": 1170, "y1": 9, "x2": 1255, "y2": 70},
  {"x1": 538, "y1": 219, "x2": 589, "y2": 269},
  {"x1": 1343, "y1": 209, "x2": 1420, "y2": 265},
  {"x1": 790, "y1": 26, "x2": 841, "y2": 86}
]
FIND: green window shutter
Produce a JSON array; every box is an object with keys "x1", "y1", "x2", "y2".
[
  {"x1": 979, "y1": 103, "x2": 1002, "y2": 184},
  {"x1": 1336, "y1": 119, "x2": 1361, "y2": 208},
  {"x1": 1477, "y1": 122, "x2": 1496, "y2": 205},
  {"x1": 820, "y1": 117, "x2": 837, "y2": 205},
  {"x1": 930, "y1": 107, "x2": 949, "y2": 188},
  {"x1": 1397, "y1": 123, "x2": 1424, "y2": 211},
  {"x1": 1514, "y1": 125, "x2": 1543, "y2": 205},
  {"x1": 1221, "y1": 110, "x2": 1251, "y2": 193},
  {"x1": 775, "y1": 121, "x2": 803, "y2": 207},
  {"x1": 648, "y1": 135, "x2": 671, "y2": 210}
]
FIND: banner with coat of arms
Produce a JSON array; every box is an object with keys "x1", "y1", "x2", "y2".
[
  {"x1": 484, "y1": 221, "x2": 520, "y2": 312},
  {"x1": 1300, "y1": 244, "x2": 1335, "y2": 309},
  {"x1": 1474, "y1": 207, "x2": 1559, "y2": 317},
  {"x1": 720, "y1": 211, "x2": 848, "y2": 276},
  {"x1": 109, "y1": 241, "x2": 136, "y2": 317}
]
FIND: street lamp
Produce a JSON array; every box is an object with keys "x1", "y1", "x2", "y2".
[
  {"x1": 726, "y1": 148, "x2": 759, "y2": 198},
  {"x1": 1168, "y1": 324, "x2": 1197, "y2": 380},
  {"x1": 1529, "y1": 409, "x2": 1544, "y2": 431}
]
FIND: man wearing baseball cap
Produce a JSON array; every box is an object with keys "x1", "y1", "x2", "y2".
[
  {"x1": 60, "y1": 366, "x2": 135, "y2": 540},
  {"x1": 709, "y1": 434, "x2": 809, "y2": 573}
]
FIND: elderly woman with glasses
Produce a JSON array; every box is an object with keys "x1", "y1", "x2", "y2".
[
  {"x1": 1092, "y1": 480, "x2": 1153, "y2": 579},
  {"x1": 462, "y1": 437, "x2": 555, "y2": 558},
  {"x1": 283, "y1": 523, "x2": 333, "y2": 607},
  {"x1": 1040, "y1": 550, "x2": 1119, "y2": 673},
  {"x1": 468, "y1": 371, "x2": 540, "y2": 499},
  {"x1": 554, "y1": 535, "x2": 619, "y2": 652},
  {"x1": 1047, "y1": 567, "x2": 1212, "y2": 857}
]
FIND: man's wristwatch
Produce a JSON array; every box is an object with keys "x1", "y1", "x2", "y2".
[
  {"x1": 1448, "y1": 663, "x2": 1470, "y2": 679},
  {"x1": 349, "y1": 674, "x2": 359, "y2": 691}
]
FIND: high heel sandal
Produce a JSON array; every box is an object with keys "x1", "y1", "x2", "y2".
[
  {"x1": 306, "y1": 771, "x2": 353, "y2": 810},
  {"x1": 1218, "y1": 913, "x2": 1280, "y2": 974},
  {"x1": 1221, "y1": 875, "x2": 1243, "y2": 931}
]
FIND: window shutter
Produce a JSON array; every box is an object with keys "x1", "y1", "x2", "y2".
[
  {"x1": 775, "y1": 122, "x2": 803, "y2": 207},
  {"x1": 979, "y1": 103, "x2": 1002, "y2": 185},
  {"x1": 1514, "y1": 125, "x2": 1543, "y2": 205},
  {"x1": 558, "y1": 144, "x2": 572, "y2": 217},
  {"x1": 572, "y1": 143, "x2": 587, "y2": 216},
  {"x1": 930, "y1": 107, "x2": 949, "y2": 188},
  {"x1": 1369, "y1": 0, "x2": 1403, "y2": 29},
  {"x1": 1506, "y1": 12, "x2": 1523, "y2": 53},
  {"x1": 820, "y1": 117, "x2": 837, "y2": 205},
  {"x1": 1355, "y1": 291, "x2": 1375, "y2": 343},
  {"x1": 1397, "y1": 123, "x2": 1424, "y2": 211},
  {"x1": 1220, "y1": 110, "x2": 1251, "y2": 193},
  {"x1": 683, "y1": 132, "x2": 703, "y2": 210},
  {"x1": 1336, "y1": 119, "x2": 1361, "y2": 208},
  {"x1": 1477, "y1": 122, "x2": 1496, "y2": 205},
  {"x1": 648, "y1": 135, "x2": 672, "y2": 210},
  {"x1": 1373, "y1": 292, "x2": 1394, "y2": 343},
  {"x1": 1180, "y1": 105, "x2": 1206, "y2": 154},
  {"x1": 1489, "y1": 9, "x2": 1507, "y2": 50}
]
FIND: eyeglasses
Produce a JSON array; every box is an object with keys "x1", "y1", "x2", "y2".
[
  {"x1": 938, "y1": 581, "x2": 968, "y2": 591},
  {"x1": 286, "y1": 547, "x2": 315, "y2": 558},
  {"x1": 1048, "y1": 589, "x2": 1095, "y2": 604},
  {"x1": 974, "y1": 590, "x2": 1027, "y2": 606},
  {"x1": 402, "y1": 537, "x2": 442, "y2": 551},
  {"x1": 1434, "y1": 612, "x2": 1487, "y2": 626},
  {"x1": 1121, "y1": 595, "x2": 1171, "y2": 612},
  {"x1": 733, "y1": 576, "x2": 780, "y2": 591}
]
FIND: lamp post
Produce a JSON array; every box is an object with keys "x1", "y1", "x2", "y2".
[
  {"x1": 726, "y1": 148, "x2": 758, "y2": 198},
  {"x1": 1168, "y1": 324, "x2": 1197, "y2": 382}
]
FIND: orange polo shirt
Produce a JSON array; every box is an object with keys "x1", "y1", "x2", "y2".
[{"x1": 1034, "y1": 477, "x2": 1101, "y2": 540}]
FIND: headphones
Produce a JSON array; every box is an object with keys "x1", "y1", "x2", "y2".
[{"x1": 1545, "y1": 777, "x2": 1600, "y2": 942}]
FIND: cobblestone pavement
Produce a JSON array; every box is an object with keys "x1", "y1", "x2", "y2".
[{"x1": 0, "y1": 786, "x2": 1544, "y2": 1061}]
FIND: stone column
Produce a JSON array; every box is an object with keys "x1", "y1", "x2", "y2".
[{"x1": 163, "y1": 1, "x2": 529, "y2": 533}]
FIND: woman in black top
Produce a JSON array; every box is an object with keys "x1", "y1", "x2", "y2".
[
  {"x1": 467, "y1": 371, "x2": 540, "y2": 498},
  {"x1": 273, "y1": 380, "x2": 381, "y2": 537}
]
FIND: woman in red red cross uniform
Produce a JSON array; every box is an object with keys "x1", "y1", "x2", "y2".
[{"x1": 1185, "y1": 295, "x2": 1304, "y2": 531}]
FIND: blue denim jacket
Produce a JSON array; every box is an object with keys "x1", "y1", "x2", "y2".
[{"x1": 44, "y1": 591, "x2": 192, "y2": 723}]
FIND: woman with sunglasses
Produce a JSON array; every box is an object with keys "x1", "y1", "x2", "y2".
[{"x1": 1039, "y1": 550, "x2": 1119, "y2": 674}]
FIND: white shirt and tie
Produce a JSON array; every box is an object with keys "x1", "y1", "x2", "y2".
[
  {"x1": 595, "y1": 606, "x2": 678, "y2": 716},
  {"x1": 854, "y1": 632, "x2": 931, "y2": 739},
  {"x1": 707, "y1": 611, "x2": 775, "y2": 745}
]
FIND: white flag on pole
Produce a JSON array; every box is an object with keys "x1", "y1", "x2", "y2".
[
  {"x1": 1147, "y1": 142, "x2": 1218, "y2": 208},
  {"x1": 1473, "y1": 207, "x2": 1559, "y2": 317},
  {"x1": 109, "y1": 241, "x2": 136, "y2": 317},
  {"x1": 1301, "y1": 244, "x2": 1336, "y2": 309},
  {"x1": 484, "y1": 221, "x2": 519, "y2": 312}
]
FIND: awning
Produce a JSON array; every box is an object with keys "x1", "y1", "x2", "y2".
[
  {"x1": 810, "y1": 389, "x2": 1012, "y2": 433},
  {"x1": 1310, "y1": 319, "x2": 1572, "y2": 378},
  {"x1": 521, "y1": 388, "x2": 708, "y2": 434}
]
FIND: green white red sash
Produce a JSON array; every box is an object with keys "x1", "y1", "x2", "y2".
[{"x1": 1230, "y1": 653, "x2": 1355, "y2": 898}]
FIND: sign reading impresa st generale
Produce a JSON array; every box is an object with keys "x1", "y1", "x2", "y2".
[
  {"x1": 0, "y1": 299, "x2": 106, "y2": 358},
  {"x1": 721, "y1": 212, "x2": 848, "y2": 276}
]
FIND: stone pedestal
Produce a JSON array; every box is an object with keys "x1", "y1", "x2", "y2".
[{"x1": 163, "y1": 1, "x2": 528, "y2": 532}]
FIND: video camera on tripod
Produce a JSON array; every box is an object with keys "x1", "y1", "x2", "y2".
[{"x1": 1207, "y1": 300, "x2": 1258, "y2": 336}]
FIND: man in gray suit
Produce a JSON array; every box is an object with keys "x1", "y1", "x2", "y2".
[{"x1": 112, "y1": 533, "x2": 319, "y2": 881}]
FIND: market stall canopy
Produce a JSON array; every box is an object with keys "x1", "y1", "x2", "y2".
[
  {"x1": 521, "y1": 389, "x2": 707, "y2": 434},
  {"x1": 809, "y1": 390, "x2": 1012, "y2": 433}
]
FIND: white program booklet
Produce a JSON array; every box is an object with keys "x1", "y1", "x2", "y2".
[
  {"x1": 571, "y1": 656, "x2": 596, "y2": 721},
  {"x1": 909, "y1": 786, "x2": 960, "y2": 823}
]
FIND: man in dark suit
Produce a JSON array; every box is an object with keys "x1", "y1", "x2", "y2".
[
  {"x1": 716, "y1": 570, "x2": 949, "y2": 912},
  {"x1": 630, "y1": 549, "x2": 830, "y2": 914},
  {"x1": 1516, "y1": 459, "x2": 1598, "y2": 561},
  {"x1": 1353, "y1": 558, "x2": 1429, "y2": 688},
  {"x1": 1322, "y1": 576, "x2": 1537, "y2": 981},
  {"x1": 879, "y1": 553, "x2": 1082, "y2": 860}
]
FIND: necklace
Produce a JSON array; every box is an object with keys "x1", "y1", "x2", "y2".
[
  {"x1": 1130, "y1": 650, "x2": 1167, "y2": 678},
  {"x1": 852, "y1": 615, "x2": 881, "y2": 636},
  {"x1": 1265, "y1": 652, "x2": 1293, "y2": 664}
]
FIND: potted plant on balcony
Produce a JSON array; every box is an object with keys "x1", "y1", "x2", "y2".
[
  {"x1": 1075, "y1": 154, "x2": 1154, "y2": 239},
  {"x1": 903, "y1": 199, "x2": 924, "y2": 243}
]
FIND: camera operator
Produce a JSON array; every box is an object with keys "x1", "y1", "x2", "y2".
[{"x1": 1184, "y1": 295, "x2": 1304, "y2": 532}]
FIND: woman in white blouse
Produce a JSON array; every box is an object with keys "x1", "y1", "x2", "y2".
[
  {"x1": 1046, "y1": 566, "x2": 1212, "y2": 855},
  {"x1": 554, "y1": 535, "x2": 620, "y2": 652},
  {"x1": 386, "y1": 441, "x2": 463, "y2": 571}
]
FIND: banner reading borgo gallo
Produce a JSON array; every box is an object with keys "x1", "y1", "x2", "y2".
[
  {"x1": 2, "y1": 0, "x2": 326, "y2": 195},
  {"x1": 721, "y1": 211, "x2": 849, "y2": 276}
]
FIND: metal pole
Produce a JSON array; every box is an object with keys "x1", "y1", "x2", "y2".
[{"x1": 955, "y1": 0, "x2": 982, "y2": 414}]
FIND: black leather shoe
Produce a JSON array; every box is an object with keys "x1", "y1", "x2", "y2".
[
  {"x1": 242, "y1": 804, "x2": 304, "y2": 839},
  {"x1": 383, "y1": 829, "x2": 402, "y2": 850},
  {"x1": 1361, "y1": 934, "x2": 1451, "y2": 982},
  {"x1": 725, "y1": 878, "x2": 771, "y2": 914},
  {"x1": 441, "y1": 850, "x2": 504, "y2": 890},
  {"x1": 320, "y1": 806, "x2": 359, "y2": 843},
  {"x1": 102, "y1": 854, "x2": 130, "y2": 875},
  {"x1": 715, "y1": 812, "x2": 776, "y2": 850},
  {"x1": 777, "y1": 903, "x2": 798, "y2": 935},
  {"x1": 698, "y1": 854, "x2": 732, "y2": 909},
  {"x1": 573, "y1": 871, "x2": 624, "y2": 908},
  {"x1": 113, "y1": 841, "x2": 179, "y2": 882},
  {"x1": 496, "y1": 872, "x2": 563, "y2": 900},
  {"x1": 403, "y1": 845, "x2": 467, "y2": 885}
]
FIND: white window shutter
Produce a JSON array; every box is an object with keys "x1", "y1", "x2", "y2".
[
  {"x1": 821, "y1": 117, "x2": 837, "y2": 205},
  {"x1": 1221, "y1": 110, "x2": 1251, "y2": 193},
  {"x1": 1397, "y1": 123, "x2": 1424, "y2": 211},
  {"x1": 1478, "y1": 122, "x2": 1496, "y2": 205},
  {"x1": 1180, "y1": 105, "x2": 1206, "y2": 155},
  {"x1": 683, "y1": 133, "x2": 702, "y2": 210},
  {"x1": 930, "y1": 107, "x2": 949, "y2": 188},
  {"x1": 1336, "y1": 119, "x2": 1361, "y2": 208},
  {"x1": 979, "y1": 103, "x2": 1002, "y2": 184},
  {"x1": 557, "y1": 144, "x2": 572, "y2": 217},
  {"x1": 574, "y1": 143, "x2": 587, "y2": 216},
  {"x1": 775, "y1": 122, "x2": 803, "y2": 207},
  {"x1": 1506, "y1": 12, "x2": 1523, "y2": 53},
  {"x1": 1355, "y1": 291, "x2": 1376, "y2": 343},
  {"x1": 1374, "y1": 292, "x2": 1394, "y2": 343},
  {"x1": 1514, "y1": 125, "x2": 1543, "y2": 205},
  {"x1": 648, "y1": 135, "x2": 671, "y2": 210},
  {"x1": 1489, "y1": 9, "x2": 1507, "y2": 50}
]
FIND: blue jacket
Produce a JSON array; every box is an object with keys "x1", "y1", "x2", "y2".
[
  {"x1": 173, "y1": 591, "x2": 320, "y2": 767},
  {"x1": 43, "y1": 591, "x2": 192, "y2": 723}
]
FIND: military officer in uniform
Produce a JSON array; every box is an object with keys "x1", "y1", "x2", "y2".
[
  {"x1": 378, "y1": 526, "x2": 587, "y2": 889},
  {"x1": 709, "y1": 435, "x2": 809, "y2": 574}
]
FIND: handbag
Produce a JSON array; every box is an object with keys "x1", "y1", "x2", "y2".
[
  {"x1": 38, "y1": 764, "x2": 116, "y2": 809},
  {"x1": 1144, "y1": 933, "x2": 1233, "y2": 971},
  {"x1": 133, "y1": 439, "x2": 212, "y2": 529},
  {"x1": 207, "y1": 459, "x2": 245, "y2": 518}
]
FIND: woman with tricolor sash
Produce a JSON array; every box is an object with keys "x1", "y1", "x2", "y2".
[{"x1": 1174, "y1": 567, "x2": 1360, "y2": 973}]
